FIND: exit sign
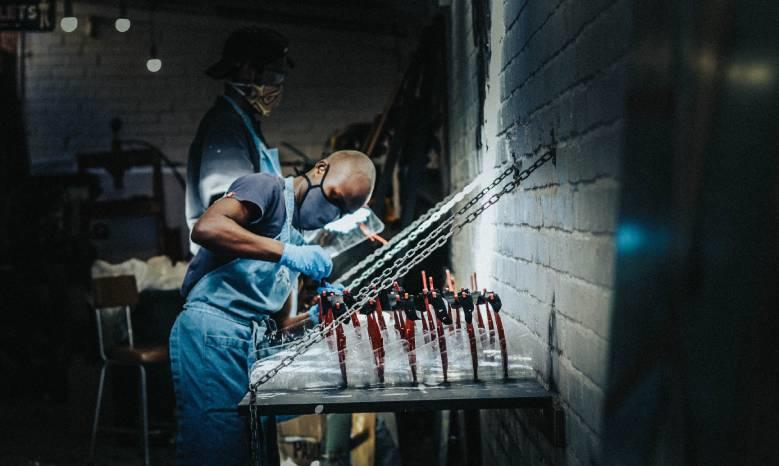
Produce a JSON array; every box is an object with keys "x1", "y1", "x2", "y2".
[{"x1": 0, "y1": 1, "x2": 56, "y2": 31}]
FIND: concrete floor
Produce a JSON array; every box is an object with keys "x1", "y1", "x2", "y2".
[{"x1": 0, "y1": 356, "x2": 175, "y2": 466}]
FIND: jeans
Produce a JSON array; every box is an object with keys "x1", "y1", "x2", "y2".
[{"x1": 170, "y1": 303, "x2": 276, "y2": 465}]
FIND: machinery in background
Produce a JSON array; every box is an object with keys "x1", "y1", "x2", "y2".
[
  {"x1": 321, "y1": 16, "x2": 449, "y2": 290},
  {"x1": 76, "y1": 118, "x2": 185, "y2": 262}
]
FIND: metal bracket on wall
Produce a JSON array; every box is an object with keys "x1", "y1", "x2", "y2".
[
  {"x1": 513, "y1": 129, "x2": 558, "y2": 178},
  {"x1": 549, "y1": 129, "x2": 557, "y2": 167},
  {"x1": 510, "y1": 153, "x2": 523, "y2": 178},
  {"x1": 529, "y1": 130, "x2": 557, "y2": 167}
]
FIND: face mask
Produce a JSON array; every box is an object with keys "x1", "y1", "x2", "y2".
[
  {"x1": 231, "y1": 82, "x2": 283, "y2": 116},
  {"x1": 294, "y1": 166, "x2": 344, "y2": 231}
]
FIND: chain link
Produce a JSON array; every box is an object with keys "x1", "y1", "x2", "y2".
[
  {"x1": 282, "y1": 154, "x2": 535, "y2": 352},
  {"x1": 253, "y1": 216, "x2": 457, "y2": 386},
  {"x1": 284, "y1": 213, "x2": 457, "y2": 353},
  {"x1": 282, "y1": 161, "x2": 525, "y2": 353},
  {"x1": 335, "y1": 188, "x2": 463, "y2": 285},
  {"x1": 340, "y1": 161, "x2": 522, "y2": 292},
  {"x1": 248, "y1": 147, "x2": 556, "y2": 392}
]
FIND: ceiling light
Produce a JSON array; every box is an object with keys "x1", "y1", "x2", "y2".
[
  {"x1": 146, "y1": 45, "x2": 161, "y2": 73},
  {"x1": 61, "y1": 0, "x2": 77, "y2": 32},
  {"x1": 115, "y1": 1, "x2": 130, "y2": 32}
]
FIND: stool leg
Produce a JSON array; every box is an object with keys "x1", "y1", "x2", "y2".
[
  {"x1": 88, "y1": 363, "x2": 107, "y2": 462},
  {"x1": 139, "y1": 365, "x2": 150, "y2": 466}
]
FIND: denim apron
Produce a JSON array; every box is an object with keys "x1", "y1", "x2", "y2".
[
  {"x1": 170, "y1": 177, "x2": 301, "y2": 466},
  {"x1": 223, "y1": 94, "x2": 282, "y2": 177}
]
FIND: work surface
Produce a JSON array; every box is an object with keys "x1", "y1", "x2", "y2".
[{"x1": 238, "y1": 379, "x2": 551, "y2": 415}]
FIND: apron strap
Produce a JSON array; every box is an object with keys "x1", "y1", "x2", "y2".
[
  {"x1": 281, "y1": 177, "x2": 298, "y2": 244},
  {"x1": 222, "y1": 95, "x2": 282, "y2": 176}
]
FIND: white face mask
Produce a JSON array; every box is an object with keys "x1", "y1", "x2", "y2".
[{"x1": 230, "y1": 82, "x2": 283, "y2": 116}]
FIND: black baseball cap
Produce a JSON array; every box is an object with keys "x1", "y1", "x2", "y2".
[{"x1": 205, "y1": 26, "x2": 294, "y2": 79}]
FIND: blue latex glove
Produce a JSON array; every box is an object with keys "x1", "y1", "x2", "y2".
[
  {"x1": 279, "y1": 244, "x2": 333, "y2": 280},
  {"x1": 308, "y1": 304, "x2": 320, "y2": 325},
  {"x1": 317, "y1": 282, "x2": 345, "y2": 295}
]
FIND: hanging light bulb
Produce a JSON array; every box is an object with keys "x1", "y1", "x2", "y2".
[
  {"x1": 145, "y1": 3, "x2": 162, "y2": 73},
  {"x1": 60, "y1": 0, "x2": 78, "y2": 32},
  {"x1": 115, "y1": 0, "x2": 131, "y2": 32},
  {"x1": 146, "y1": 44, "x2": 162, "y2": 73}
]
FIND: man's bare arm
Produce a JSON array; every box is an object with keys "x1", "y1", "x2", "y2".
[
  {"x1": 273, "y1": 292, "x2": 311, "y2": 330},
  {"x1": 191, "y1": 197, "x2": 284, "y2": 261}
]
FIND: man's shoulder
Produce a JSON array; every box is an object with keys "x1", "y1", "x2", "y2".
[
  {"x1": 234, "y1": 172, "x2": 284, "y2": 185},
  {"x1": 200, "y1": 97, "x2": 244, "y2": 131},
  {"x1": 228, "y1": 173, "x2": 285, "y2": 198},
  {"x1": 225, "y1": 174, "x2": 286, "y2": 227}
]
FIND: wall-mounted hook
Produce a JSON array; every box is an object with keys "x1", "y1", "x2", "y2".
[
  {"x1": 549, "y1": 129, "x2": 557, "y2": 167},
  {"x1": 510, "y1": 151, "x2": 523, "y2": 180}
]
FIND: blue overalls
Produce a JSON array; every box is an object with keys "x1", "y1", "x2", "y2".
[{"x1": 170, "y1": 177, "x2": 302, "y2": 465}]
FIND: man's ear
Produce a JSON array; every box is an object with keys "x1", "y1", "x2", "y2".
[{"x1": 315, "y1": 160, "x2": 329, "y2": 175}]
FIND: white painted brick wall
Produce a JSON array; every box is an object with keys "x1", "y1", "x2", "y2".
[{"x1": 447, "y1": 0, "x2": 631, "y2": 464}]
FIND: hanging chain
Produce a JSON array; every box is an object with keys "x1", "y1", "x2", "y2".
[
  {"x1": 283, "y1": 163, "x2": 511, "y2": 353},
  {"x1": 249, "y1": 146, "x2": 556, "y2": 391},
  {"x1": 335, "y1": 188, "x2": 463, "y2": 286},
  {"x1": 284, "y1": 146, "x2": 554, "y2": 353},
  {"x1": 455, "y1": 148, "x2": 556, "y2": 227},
  {"x1": 340, "y1": 160, "x2": 523, "y2": 292}
]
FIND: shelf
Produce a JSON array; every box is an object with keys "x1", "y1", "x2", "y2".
[{"x1": 238, "y1": 378, "x2": 552, "y2": 416}]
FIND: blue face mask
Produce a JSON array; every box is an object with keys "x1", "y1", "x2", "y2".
[{"x1": 294, "y1": 166, "x2": 343, "y2": 230}]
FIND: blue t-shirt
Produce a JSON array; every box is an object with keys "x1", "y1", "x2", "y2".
[{"x1": 181, "y1": 173, "x2": 288, "y2": 297}]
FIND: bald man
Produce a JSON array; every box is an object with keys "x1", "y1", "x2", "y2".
[{"x1": 170, "y1": 150, "x2": 375, "y2": 465}]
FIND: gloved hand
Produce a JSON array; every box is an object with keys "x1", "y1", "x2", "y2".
[
  {"x1": 279, "y1": 244, "x2": 332, "y2": 280},
  {"x1": 317, "y1": 282, "x2": 345, "y2": 295},
  {"x1": 308, "y1": 304, "x2": 320, "y2": 325}
]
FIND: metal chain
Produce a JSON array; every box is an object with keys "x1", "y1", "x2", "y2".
[
  {"x1": 285, "y1": 181, "x2": 472, "y2": 352},
  {"x1": 284, "y1": 154, "x2": 532, "y2": 352},
  {"x1": 249, "y1": 147, "x2": 556, "y2": 391},
  {"x1": 335, "y1": 188, "x2": 463, "y2": 285},
  {"x1": 340, "y1": 161, "x2": 522, "y2": 292},
  {"x1": 254, "y1": 210, "x2": 458, "y2": 384},
  {"x1": 281, "y1": 148, "x2": 553, "y2": 354},
  {"x1": 455, "y1": 149, "x2": 556, "y2": 228},
  {"x1": 250, "y1": 222, "x2": 454, "y2": 389},
  {"x1": 336, "y1": 164, "x2": 513, "y2": 287}
]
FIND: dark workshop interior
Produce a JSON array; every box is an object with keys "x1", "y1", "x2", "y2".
[{"x1": 0, "y1": 0, "x2": 777, "y2": 465}]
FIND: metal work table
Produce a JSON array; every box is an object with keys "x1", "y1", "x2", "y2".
[
  {"x1": 240, "y1": 378, "x2": 565, "y2": 452},
  {"x1": 238, "y1": 378, "x2": 552, "y2": 415}
]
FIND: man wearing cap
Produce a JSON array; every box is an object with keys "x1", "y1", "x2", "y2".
[{"x1": 186, "y1": 26, "x2": 294, "y2": 256}]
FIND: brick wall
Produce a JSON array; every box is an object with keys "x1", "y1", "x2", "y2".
[
  {"x1": 446, "y1": 0, "x2": 631, "y2": 464},
  {"x1": 23, "y1": 2, "x2": 403, "y2": 169},
  {"x1": 21, "y1": 2, "x2": 404, "y2": 252}
]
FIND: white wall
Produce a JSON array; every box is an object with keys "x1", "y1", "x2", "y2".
[{"x1": 447, "y1": 0, "x2": 630, "y2": 464}]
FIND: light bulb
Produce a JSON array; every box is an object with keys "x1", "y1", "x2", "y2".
[
  {"x1": 115, "y1": 17, "x2": 131, "y2": 32},
  {"x1": 146, "y1": 58, "x2": 162, "y2": 73},
  {"x1": 61, "y1": 0, "x2": 77, "y2": 33},
  {"x1": 60, "y1": 16, "x2": 78, "y2": 33}
]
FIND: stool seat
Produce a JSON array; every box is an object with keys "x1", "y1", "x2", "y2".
[{"x1": 109, "y1": 345, "x2": 169, "y2": 364}]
